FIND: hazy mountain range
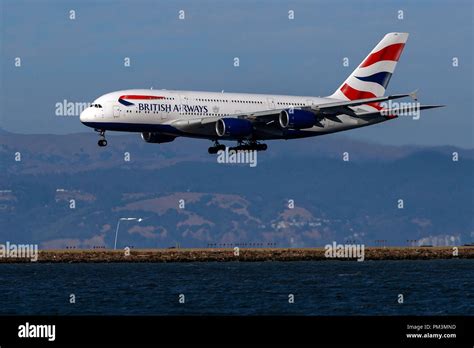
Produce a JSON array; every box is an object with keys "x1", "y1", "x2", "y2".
[{"x1": 1, "y1": 129, "x2": 472, "y2": 249}]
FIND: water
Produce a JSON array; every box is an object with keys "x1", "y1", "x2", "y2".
[{"x1": 0, "y1": 260, "x2": 472, "y2": 315}]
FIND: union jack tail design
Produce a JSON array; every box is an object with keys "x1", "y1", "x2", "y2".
[{"x1": 330, "y1": 32, "x2": 409, "y2": 111}]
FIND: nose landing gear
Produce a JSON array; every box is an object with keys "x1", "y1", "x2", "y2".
[{"x1": 96, "y1": 129, "x2": 107, "y2": 147}]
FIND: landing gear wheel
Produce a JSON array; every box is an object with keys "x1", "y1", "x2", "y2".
[{"x1": 96, "y1": 129, "x2": 107, "y2": 147}]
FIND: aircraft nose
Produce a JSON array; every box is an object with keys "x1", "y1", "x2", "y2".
[{"x1": 80, "y1": 107, "x2": 94, "y2": 124}]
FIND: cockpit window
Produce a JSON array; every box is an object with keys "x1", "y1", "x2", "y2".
[{"x1": 90, "y1": 104, "x2": 103, "y2": 108}]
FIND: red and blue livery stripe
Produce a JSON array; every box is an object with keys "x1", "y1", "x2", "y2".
[
  {"x1": 355, "y1": 71, "x2": 393, "y2": 89},
  {"x1": 118, "y1": 95, "x2": 165, "y2": 106}
]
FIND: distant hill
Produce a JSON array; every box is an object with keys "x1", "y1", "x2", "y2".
[{"x1": 0, "y1": 132, "x2": 472, "y2": 249}]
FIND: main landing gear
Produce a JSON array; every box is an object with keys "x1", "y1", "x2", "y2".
[
  {"x1": 96, "y1": 129, "x2": 107, "y2": 147},
  {"x1": 208, "y1": 140, "x2": 268, "y2": 154},
  {"x1": 208, "y1": 141, "x2": 226, "y2": 154}
]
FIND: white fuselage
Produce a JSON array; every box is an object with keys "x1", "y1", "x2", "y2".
[{"x1": 80, "y1": 89, "x2": 381, "y2": 141}]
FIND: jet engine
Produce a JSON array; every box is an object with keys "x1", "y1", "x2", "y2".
[
  {"x1": 215, "y1": 118, "x2": 253, "y2": 137},
  {"x1": 279, "y1": 109, "x2": 315, "y2": 129}
]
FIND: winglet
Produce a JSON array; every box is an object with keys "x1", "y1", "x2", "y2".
[{"x1": 409, "y1": 89, "x2": 418, "y2": 101}]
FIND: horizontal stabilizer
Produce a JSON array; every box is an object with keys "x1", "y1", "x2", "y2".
[
  {"x1": 355, "y1": 104, "x2": 445, "y2": 118},
  {"x1": 312, "y1": 93, "x2": 411, "y2": 112}
]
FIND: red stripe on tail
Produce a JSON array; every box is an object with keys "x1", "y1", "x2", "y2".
[{"x1": 360, "y1": 43, "x2": 405, "y2": 68}]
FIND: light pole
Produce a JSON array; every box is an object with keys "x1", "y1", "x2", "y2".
[{"x1": 114, "y1": 217, "x2": 143, "y2": 250}]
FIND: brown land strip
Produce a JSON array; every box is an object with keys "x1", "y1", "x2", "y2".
[{"x1": 0, "y1": 246, "x2": 472, "y2": 263}]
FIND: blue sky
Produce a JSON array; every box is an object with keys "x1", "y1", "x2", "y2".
[{"x1": 0, "y1": 0, "x2": 472, "y2": 147}]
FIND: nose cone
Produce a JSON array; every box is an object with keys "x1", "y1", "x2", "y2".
[{"x1": 80, "y1": 107, "x2": 94, "y2": 124}]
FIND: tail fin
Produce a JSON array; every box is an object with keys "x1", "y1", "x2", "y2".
[{"x1": 330, "y1": 32, "x2": 409, "y2": 102}]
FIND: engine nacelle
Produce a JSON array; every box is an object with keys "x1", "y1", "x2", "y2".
[
  {"x1": 216, "y1": 118, "x2": 253, "y2": 137},
  {"x1": 141, "y1": 132, "x2": 176, "y2": 144},
  {"x1": 279, "y1": 109, "x2": 315, "y2": 129}
]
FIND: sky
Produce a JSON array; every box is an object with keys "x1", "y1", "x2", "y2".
[{"x1": 0, "y1": 0, "x2": 472, "y2": 147}]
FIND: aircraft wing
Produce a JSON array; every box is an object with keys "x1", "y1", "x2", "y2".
[
  {"x1": 169, "y1": 92, "x2": 432, "y2": 135},
  {"x1": 230, "y1": 92, "x2": 415, "y2": 120}
]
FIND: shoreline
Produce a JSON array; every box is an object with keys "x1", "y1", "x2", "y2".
[{"x1": 0, "y1": 246, "x2": 473, "y2": 263}]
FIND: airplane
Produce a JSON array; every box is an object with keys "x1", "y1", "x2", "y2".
[{"x1": 80, "y1": 32, "x2": 443, "y2": 154}]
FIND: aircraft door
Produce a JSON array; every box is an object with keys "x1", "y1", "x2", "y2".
[
  {"x1": 267, "y1": 98, "x2": 275, "y2": 109},
  {"x1": 113, "y1": 105, "x2": 121, "y2": 119},
  {"x1": 179, "y1": 95, "x2": 188, "y2": 115},
  {"x1": 158, "y1": 102, "x2": 167, "y2": 121}
]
